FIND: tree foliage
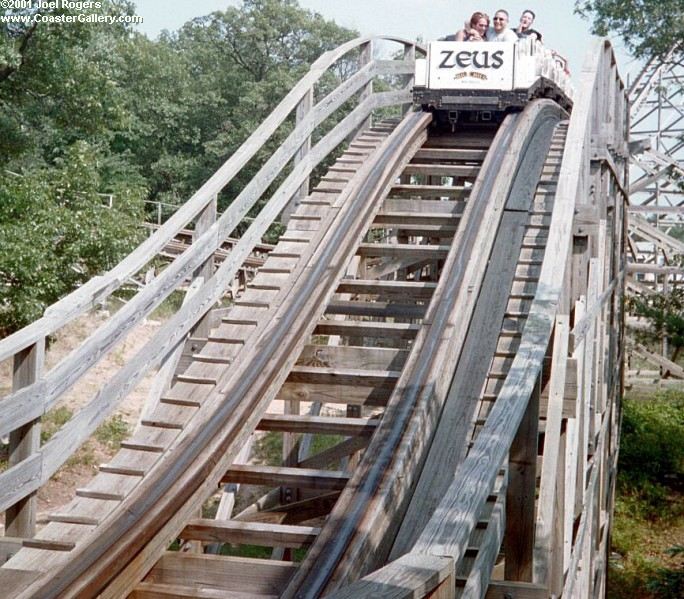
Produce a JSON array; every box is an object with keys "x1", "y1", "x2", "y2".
[
  {"x1": 575, "y1": 1, "x2": 684, "y2": 58},
  {"x1": 629, "y1": 289, "x2": 684, "y2": 361},
  {"x1": 0, "y1": 0, "x2": 356, "y2": 336}
]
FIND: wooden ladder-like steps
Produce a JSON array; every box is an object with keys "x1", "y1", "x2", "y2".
[{"x1": 130, "y1": 125, "x2": 494, "y2": 595}]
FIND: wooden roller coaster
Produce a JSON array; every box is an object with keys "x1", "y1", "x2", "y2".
[{"x1": 0, "y1": 36, "x2": 628, "y2": 598}]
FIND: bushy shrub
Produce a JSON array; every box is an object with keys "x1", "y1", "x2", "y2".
[{"x1": 619, "y1": 391, "x2": 684, "y2": 492}]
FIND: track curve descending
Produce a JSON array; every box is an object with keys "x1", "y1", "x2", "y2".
[{"x1": 1, "y1": 37, "x2": 629, "y2": 599}]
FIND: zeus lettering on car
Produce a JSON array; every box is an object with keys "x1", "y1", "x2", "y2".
[{"x1": 439, "y1": 50, "x2": 505, "y2": 70}]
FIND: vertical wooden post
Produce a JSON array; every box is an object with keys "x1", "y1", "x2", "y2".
[
  {"x1": 192, "y1": 195, "x2": 217, "y2": 339},
  {"x1": 281, "y1": 399, "x2": 300, "y2": 503},
  {"x1": 534, "y1": 316, "x2": 569, "y2": 591},
  {"x1": 402, "y1": 43, "x2": 415, "y2": 116},
  {"x1": 359, "y1": 41, "x2": 373, "y2": 132},
  {"x1": 661, "y1": 276, "x2": 669, "y2": 367},
  {"x1": 5, "y1": 340, "x2": 45, "y2": 538},
  {"x1": 283, "y1": 87, "x2": 314, "y2": 224},
  {"x1": 505, "y1": 375, "x2": 540, "y2": 581}
]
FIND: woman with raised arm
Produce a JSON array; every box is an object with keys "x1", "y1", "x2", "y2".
[{"x1": 451, "y1": 11, "x2": 489, "y2": 42}]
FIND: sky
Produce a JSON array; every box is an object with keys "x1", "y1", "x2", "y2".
[{"x1": 131, "y1": 0, "x2": 643, "y2": 82}]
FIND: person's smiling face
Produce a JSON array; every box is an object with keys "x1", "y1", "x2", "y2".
[
  {"x1": 493, "y1": 11, "x2": 508, "y2": 33},
  {"x1": 519, "y1": 11, "x2": 534, "y2": 31},
  {"x1": 474, "y1": 17, "x2": 488, "y2": 37}
]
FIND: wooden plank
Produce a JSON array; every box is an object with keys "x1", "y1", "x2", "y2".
[
  {"x1": 411, "y1": 38, "x2": 600, "y2": 570},
  {"x1": 323, "y1": 554, "x2": 455, "y2": 599},
  {"x1": 22, "y1": 539, "x2": 76, "y2": 552},
  {"x1": 5, "y1": 339, "x2": 44, "y2": 537},
  {"x1": 257, "y1": 414, "x2": 378, "y2": 436},
  {"x1": 314, "y1": 320, "x2": 420, "y2": 339},
  {"x1": 381, "y1": 199, "x2": 463, "y2": 214},
  {"x1": 632, "y1": 343, "x2": 684, "y2": 378},
  {"x1": 389, "y1": 184, "x2": 467, "y2": 199},
  {"x1": 286, "y1": 366, "x2": 400, "y2": 387},
  {"x1": 133, "y1": 582, "x2": 277, "y2": 598},
  {"x1": 285, "y1": 102, "x2": 565, "y2": 598},
  {"x1": 357, "y1": 243, "x2": 449, "y2": 259},
  {"x1": 534, "y1": 317, "x2": 570, "y2": 589},
  {"x1": 484, "y1": 581, "x2": 547, "y2": 599},
  {"x1": 0, "y1": 537, "x2": 23, "y2": 564},
  {"x1": 403, "y1": 164, "x2": 480, "y2": 177},
  {"x1": 0, "y1": 453, "x2": 42, "y2": 515},
  {"x1": 326, "y1": 300, "x2": 426, "y2": 319},
  {"x1": 0, "y1": 568, "x2": 41, "y2": 591},
  {"x1": 180, "y1": 520, "x2": 319, "y2": 548},
  {"x1": 145, "y1": 553, "x2": 297, "y2": 595},
  {"x1": 458, "y1": 491, "x2": 505, "y2": 599},
  {"x1": 336, "y1": 279, "x2": 437, "y2": 297},
  {"x1": 222, "y1": 465, "x2": 348, "y2": 491},
  {"x1": 234, "y1": 492, "x2": 341, "y2": 526},
  {"x1": 298, "y1": 436, "x2": 370, "y2": 469},
  {"x1": 298, "y1": 344, "x2": 409, "y2": 370},
  {"x1": 413, "y1": 148, "x2": 487, "y2": 161},
  {"x1": 279, "y1": 382, "x2": 390, "y2": 407},
  {"x1": 0, "y1": 86, "x2": 413, "y2": 477},
  {"x1": 6, "y1": 98, "x2": 428, "y2": 599},
  {"x1": 504, "y1": 376, "x2": 539, "y2": 582},
  {"x1": 392, "y1": 210, "x2": 532, "y2": 556}
]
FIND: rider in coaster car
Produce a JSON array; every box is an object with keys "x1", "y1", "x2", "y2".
[{"x1": 514, "y1": 9, "x2": 543, "y2": 42}]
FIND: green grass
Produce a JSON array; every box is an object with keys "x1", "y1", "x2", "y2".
[
  {"x1": 40, "y1": 406, "x2": 73, "y2": 443},
  {"x1": 187, "y1": 430, "x2": 347, "y2": 560},
  {"x1": 149, "y1": 289, "x2": 186, "y2": 320},
  {"x1": 94, "y1": 414, "x2": 129, "y2": 449},
  {"x1": 254, "y1": 431, "x2": 345, "y2": 467},
  {"x1": 607, "y1": 390, "x2": 684, "y2": 598}
]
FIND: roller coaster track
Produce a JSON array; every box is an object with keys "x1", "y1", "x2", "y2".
[{"x1": 0, "y1": 38, "x2": 628, "y2": 598}]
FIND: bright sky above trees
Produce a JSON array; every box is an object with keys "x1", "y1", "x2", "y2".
[{"x1": 133, "y1": 0, "x2": 642, "y2": 79}]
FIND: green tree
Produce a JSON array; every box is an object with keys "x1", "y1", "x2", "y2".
[
  {"x1": 0, "y1": 142, "x2": 144, "y2": 336},
  {"x1": 575, "y1": 1, "x2": 684, "y2": 58},
  {"x1": 628, "y1": 289, "x2": 684, "y2": 362},
  {"x1": 0, "y1": 0, "x2": 357, "y2": 335}
]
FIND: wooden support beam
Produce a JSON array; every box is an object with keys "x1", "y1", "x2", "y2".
[
  {"x1": 0, "y1": 537, "x2": 23, "y2": 564},
  {"x1": 191, "y1": 196, "x2": 217, "y2": 339},
  {"x1": 505, "y1": 376, "x2": 540, "y2": 582},
  {"x1": 325, "y1": 300, "x2": 426, "y2": 319},
  {"x1": 356, "y1": 243, "x2": 450, "y2": 259},
  {"x1": 298, "y1": 435, "x2": 370, "y2": 469},
  {"x1": 179, "y1": 519, "x2": 319, "y2": 548},
  {"x1": 322, "y1": 554, "x2": 455, "y2": 599},
  {"x1": 286, "y1": 366, "x2": 400, "y2": 387},
  {"x1": 5, "y1": 339, "x2": 44, "y2": 538},
  {"x1": 257, "y1": 414, "x2": 378, "y2": 436},
  {"x1": 389, "y1": 184, "x2": 467, "y2": 198},
  {"x1": 234, "y1": 492, "x2": 341, "y2": 525},
  {"x1": 534, "y1": 316, "x2": 570, "y2": 593},
  {"x1": 336, "y1": 279, "x2": 437, "y2": 297},
  {"x1": 222, "y1": 465, "x2": 348, "y2": 491},
  {"x1": 484, "y1": 580, "x2": 548, "y2": 599},
  {"x1": 143, "y1": 553, "x2": 297, "y2": 595},
  {"x1": 314, "y1": 320, "x2": 420, "y2": 339},
  {"x1": 413, "y1": 148, "x2": 487, "y2": 161},
  {"x1": 402, "y1": 164, "x2": 480, "y2": 177}
]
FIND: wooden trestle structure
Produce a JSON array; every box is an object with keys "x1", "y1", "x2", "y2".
[{"x1": 0, "y1": 37, "x2": 627, "y2": 598}]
